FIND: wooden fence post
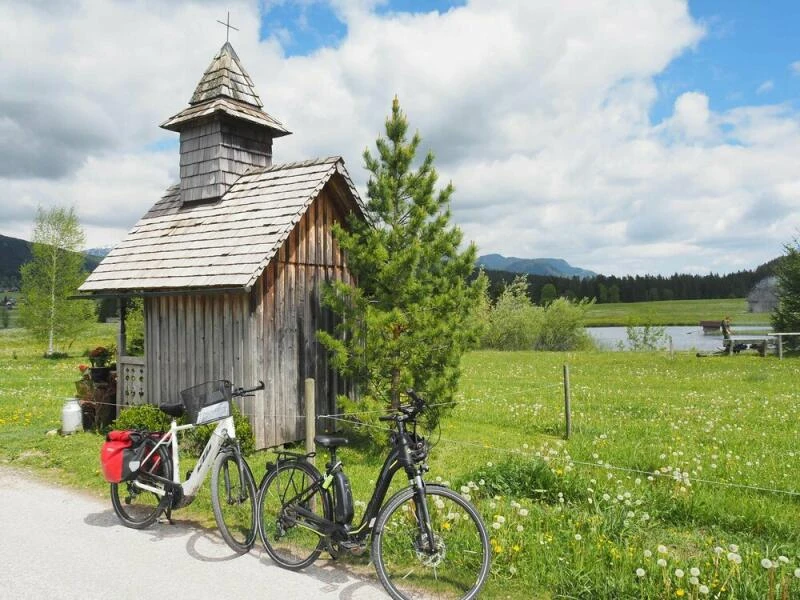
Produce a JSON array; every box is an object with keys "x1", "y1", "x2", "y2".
[
  {"x1": 305, "y1": 378, "x2": 315, "y2": 465},
  {"x1": 563, "y1": 364, "x2": 571, "y2": 440}
]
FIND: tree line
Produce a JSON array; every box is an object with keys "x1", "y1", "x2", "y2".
[{"x1": 479, "y1": 259, "x2": 778, "y2": 305}]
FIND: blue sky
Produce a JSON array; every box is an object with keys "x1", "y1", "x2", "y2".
[
  {"x1": 2, "y1": 0, "x2": 799, "y2": 276},
  {"x1": 651, "y1": 0, "x2": 800, "y2": 123}
]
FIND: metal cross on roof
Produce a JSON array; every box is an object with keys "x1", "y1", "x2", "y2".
[{"x1": 216, "y1": 11, "x2": 239, "y2": 43}]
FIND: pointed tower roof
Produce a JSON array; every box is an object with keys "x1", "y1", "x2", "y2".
[{"x1": 160, "y1": 42, "x2": 290, "y2": 136}]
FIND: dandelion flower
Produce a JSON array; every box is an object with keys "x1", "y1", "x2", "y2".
[
  {"x1": 657, "y1": 559, "x2": 667, "y2": 568},
  {"x1": 491, "y1": 522, "x2": 501, "y2": 530},
  {"x1": 658, "y1": 545, "x2": 668, "y2": 554},
  {"x1": 794, "y1": 568, "x2": 800, "y2": 578},
  {"x1": 728, "y1": 544, "x2": 739, "y2": 553},
  {"x1": 574, "y1": 534, "x2": 582, "y2": 541},
  {"x1": 675, "y1": 568, "x2": 684, "y2": 578},
  {"x1": 495, "y1": 515, "x2": 506, "y2": 524},
  {"x1": 761, "y1": 559, "x2": 773, "y2": 569},
  {"x1": 676, "y1": 589, "x2": 685, "y2": 597},
  {"x1": 689, "y1": 576, "x2": 698, "y2": 585},
  {"x1": 516, "y1": 525, "x2": 524, "y2": 532},
  {"x1": 690, "y1": 567, "x2": 700, "y2": 577},
  {"x1": 636, "y1": 568, "x2": 646, "y2": 578},
  {"x1": 518, "y1": 508, "x2": 529, "y2": 517},
  {"x1": 644, "y1": 549, "x2": 652, "y2": 558},
  {"x1": 778, "y1": 556, "x2": 789, "y2": 564},
  {"x1": 698, "y1": 584, "x2": 709, "y2": 595}
]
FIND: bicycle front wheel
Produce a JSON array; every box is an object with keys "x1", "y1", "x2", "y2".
[
  {"x1": 372, "y1": 485, "x2": 491, "y2": 600},
  {"x1": 110, "y1": 439, "x2": 171, "y2": 530},
  {"x1": 257, "y1": 460, "x2": 333, "y2": 570},
  {"x1": 211, "y1": 450, "x2": 258, "y2": 554}
]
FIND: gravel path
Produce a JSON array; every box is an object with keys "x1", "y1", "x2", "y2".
[{"x1": 0, "y1": 467, "x2": 387, "y2": 600}]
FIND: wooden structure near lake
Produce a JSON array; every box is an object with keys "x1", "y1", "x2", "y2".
[{"x1": 79, "y1": 42, "x2": 364, "y2": 448}]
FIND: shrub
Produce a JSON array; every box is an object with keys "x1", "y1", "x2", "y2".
[
  {"x1": 112, "y1": 403, "x2": 172, "y2": 432},
  {"x1": 481, "y1": 277, "x2": 593, "y2": 351},
  {"x1": 181, "y1": 403, "x2": 255, "y2": 456},
  {"x1": 625, "y1": 318, "x2": 668, "y2": 351},
  {"x1": 111, "y1": 403, "x2": 255, "y2": 456},
  {"x1": 482, "y1": 276, "x2": 543, "y2": 350},
  {"x1": 536, "y1": 297, "x2": 594, "y2": 351}
]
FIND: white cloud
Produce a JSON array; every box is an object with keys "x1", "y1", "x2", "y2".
[
  {"x1": 1, "y1": 0, "x2": 798, "y2": 276},
  {"x1": 756, "y1": 80, "x2": 774, "y2": 94},
  {"x1": 791, "y1": 60, "x2": 800, "y2": 75}
]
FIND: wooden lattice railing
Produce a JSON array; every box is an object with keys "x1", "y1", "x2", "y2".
[{"x1": 117, "y1": 356, "x2": 146, "y2": 411}]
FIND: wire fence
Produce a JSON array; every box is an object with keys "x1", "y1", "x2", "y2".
[{"x1": 14, "y1": 369, "x2": 800, "y2": 499}]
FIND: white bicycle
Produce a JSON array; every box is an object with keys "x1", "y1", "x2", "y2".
[{"x1": 102, "y1": 380, "x2": 264, "y2": 553}]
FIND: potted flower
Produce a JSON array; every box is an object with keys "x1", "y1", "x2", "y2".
[{"x1": 88, "y1": 346, "x2": 112, "y2": 382}]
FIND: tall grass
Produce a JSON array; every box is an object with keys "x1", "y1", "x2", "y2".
[{"x1": 2, "y1": 325, "x2": 798, "y2": 598}]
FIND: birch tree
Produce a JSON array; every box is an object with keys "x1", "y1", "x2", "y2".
[{"x1": 19, "y1": 206, "x2": 95, "y2": 355}]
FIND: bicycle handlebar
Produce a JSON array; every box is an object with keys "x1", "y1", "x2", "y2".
[
  {"x1": 233, "y1": 380, "x2": 265, "y2": 397},
  {"x1": 379, "y1": 389, "x2": 426, "y2": 423}
]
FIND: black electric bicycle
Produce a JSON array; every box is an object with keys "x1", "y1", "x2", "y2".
[{"x1": 256, "y1": 390, "x2": 491, "y2": 600}]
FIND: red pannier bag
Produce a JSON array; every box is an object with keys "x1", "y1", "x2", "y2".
[{"x1": 101, "y1": 430, "x2": 148, "y2": 483}]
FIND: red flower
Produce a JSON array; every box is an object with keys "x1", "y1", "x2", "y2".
[{"x1": 78, "y1": 364, "x2": 88, "y2": 372}]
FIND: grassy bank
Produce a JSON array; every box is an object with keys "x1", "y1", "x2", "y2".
[
  {"x1": 2, "y1": 325, "x2": 799, "y2": 598},
  {"x1": 585, "y1": 298, "x2": 771, "y2": 327}
]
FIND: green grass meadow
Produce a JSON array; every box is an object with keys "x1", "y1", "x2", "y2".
[
  {"x1": 585, "y1": 298, "x2": 771, "y2": 327},
  {"x1": 2, "y1": 315, "x2": 799, "y2": 598}
]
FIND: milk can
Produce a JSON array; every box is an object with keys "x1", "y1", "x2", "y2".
[{"x1": 61, "y1": 398, "x2": 82, "y2": 435}]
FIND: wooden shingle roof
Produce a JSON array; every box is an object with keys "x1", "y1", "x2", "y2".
[
  {"x1": 160, "y1": 42, "x2": 290, "y2": 137},
  {"x1": 79, "y1": 157, "x2": 362, "y2": 294}
]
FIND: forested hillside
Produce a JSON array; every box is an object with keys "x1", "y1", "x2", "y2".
[
  {"x1": 0, "y1": 234, "x2": 102, "y2": 289},
  {"x1": 480, "y1": 258, "x2": 779, "y2": 304}
]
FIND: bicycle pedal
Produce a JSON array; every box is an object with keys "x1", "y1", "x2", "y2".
[{"x1": 338, "y1": 540, "x2": 367, "y2": 556}]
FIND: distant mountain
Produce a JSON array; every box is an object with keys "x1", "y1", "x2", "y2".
[
  {"x1": 0, "y1": 234, "x2": 102, "y2": 289},
  {"x1": 85, "y1": 246, "x2": 113, "y2": 258},
  {"x1": 478, "y1": 254, "x2": 597, "y2": 279}
]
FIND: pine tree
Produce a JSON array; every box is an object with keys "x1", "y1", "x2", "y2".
[
  {"x1": 772, "y1": 239, "x2": 800, "y2": 351},
  {"x1": 19, "y1": 206, "x2": 96, "y2": 356},
  {"x1": 319, "y1": 98, "x2": 483, "y2": 428}
]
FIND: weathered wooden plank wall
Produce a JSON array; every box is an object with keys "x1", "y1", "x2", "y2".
[
  {"x1": 258, "y1": 186, "x2": 352, "y2": 447},
  {"x1": 143, "y1": 180, "x2": 354, "y2": 449},
  {"x1": 145, "y1": 292, "x2": 254, "y2": 415}
]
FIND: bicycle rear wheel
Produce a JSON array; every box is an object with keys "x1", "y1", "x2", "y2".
[
  {"x1": 372, "y1": 485, "x2": 491, "y2": 600},
  {"x1": 211, "y1": 450, "x2": 257, "y2": 554},
  {"x1": 257, "y1": 460, "x2": 333, "y2": 570},
  {"x1": 110, "y1": 440, "x2": 171, "y2": 529}
]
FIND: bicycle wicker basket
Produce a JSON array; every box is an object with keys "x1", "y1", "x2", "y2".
[{"x1": 179, "y1": 380, "x2": 232, "y2": 425}]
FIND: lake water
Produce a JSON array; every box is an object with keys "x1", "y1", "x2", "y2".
[{"x1": 587, "y1": 326, "x2": 771, "y2": 352}]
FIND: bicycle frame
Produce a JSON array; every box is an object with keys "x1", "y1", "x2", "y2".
[
  {"x1": 275, "y1": 430, "x2": 426, "y2": 544},
  {"x1": 132, "y1": 415, "x2": 237, "y2": 504}
]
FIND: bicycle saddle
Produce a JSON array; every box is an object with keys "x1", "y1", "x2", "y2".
[
  {"x1": 314, "y1": 434, "x2": 349, "y2": 449},
  {"x1": 159, "y1": 403, "x2": 185, "y2": 418}
]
